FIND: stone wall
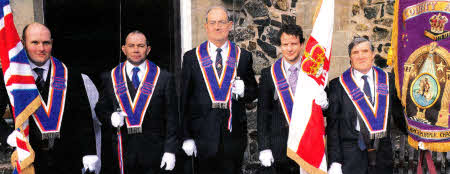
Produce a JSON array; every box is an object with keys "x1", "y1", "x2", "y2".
[
  {"x1": 350, "y1": 0, "x2": 396, "y2": 70},
  {"x1": 189, "y1": 0, "x2": 396, "y2": 173},
  {"x1": 0, "y1": 0, "x2": 398, "y2": 173}
]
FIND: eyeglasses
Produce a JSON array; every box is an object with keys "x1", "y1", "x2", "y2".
[{"x1": 207, "y1": 20, "x2": 228, "y2": 26}]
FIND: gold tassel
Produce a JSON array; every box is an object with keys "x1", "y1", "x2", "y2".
[{"x1": 387, "y1": 47, "x2": 393, "y2": 66}]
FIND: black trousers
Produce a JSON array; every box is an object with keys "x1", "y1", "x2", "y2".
[
  {"x1": 196, "y1": 112, "x2": 244, "y2": 174},
  {"x1": 258, "y1": 159, "x2": 299, "y2": 174},
  {"x1": 34, "y1": 139, "x2": 81, "y2": 174},
  {"x1": 34, "y1": 149, "x2": 63, "y2": 174}
]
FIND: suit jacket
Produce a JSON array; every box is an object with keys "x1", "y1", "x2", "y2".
[
  {"x1": 326, "y1": 72, "x2": 406, "y2": 174},
  {"x1": 257, "y1": 67, "x2": 293, "y2": 162},
  {"x1": 0, "y1": 64, "x2": 96, "y2": 174},
  {"x1": 180, "y1": 44, "x2": 257, "y2": 159},
  {"x1": 95, "y1": 62, "x2": 178, "y2": 173}
]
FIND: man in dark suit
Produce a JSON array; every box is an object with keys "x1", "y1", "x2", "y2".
[
  {"x1": 180, "y1": 6, "x2": 257, "y2": 174},
  {"x1": 2, "y1": 22, "x2": 97, "y2": 174},
  {"x1": 326, "y1": 37, "x2": 406, "y2": 174},
  {"x1": 95, "y1": 30, "x2": 178, "y2": 174},
  {"x1": 257, "y1": 24, "x2": 328, "y2": 174}
]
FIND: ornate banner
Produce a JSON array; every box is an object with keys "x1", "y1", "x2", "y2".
[{"x1": 391, "y1": 0, "x2": 450, "y2": 152}]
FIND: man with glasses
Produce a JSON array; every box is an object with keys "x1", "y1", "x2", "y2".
[{"x1": 180, "y1": 6, "x2": 257, "y2": 174}]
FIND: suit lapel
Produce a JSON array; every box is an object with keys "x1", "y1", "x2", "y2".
[{"x1": 125, "y1": 73, "x2": 137, "y2": 99}]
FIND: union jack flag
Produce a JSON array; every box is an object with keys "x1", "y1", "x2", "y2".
[{"x1": 0, "y1": 0, "x2": 40, "y2": 173}]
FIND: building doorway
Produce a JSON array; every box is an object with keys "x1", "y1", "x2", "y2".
[{"x1": 44, "y1": 0, "x2": 180, "y2": 86}]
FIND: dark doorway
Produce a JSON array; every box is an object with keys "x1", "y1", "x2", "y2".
[{"x1": 43, "y1": 0, "x2": 180, "y2": 86}]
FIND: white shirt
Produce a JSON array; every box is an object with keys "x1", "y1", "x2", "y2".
[
  {"x1": 29, "y1": 59, "x2": 51, "y2": 82},
  {"x1": 352, "y1": 68, "x2": 375, "y2": 103},
  {"x1": 353, "y1": 67, "x2": 375, "y2": 131},
  {"x1": 208, "y1": 41, "x2": 229, "y2": 68},
  {"x1": 126, "y1": 61, "x2": 147, "y2": 83}
]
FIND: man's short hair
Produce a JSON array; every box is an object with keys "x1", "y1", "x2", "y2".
[
  {"x1": 205, "y1": 6, "x2": 230, "y2": 22},
  {"x1": 277, "y1": 24, "x2": 305, "y2": 45},
  {"x1": 124, "y1": 30, "x2": 150, "y2": 46},
  {"x1": 347, "y1": 37, "x2": 374, "y2": 56},
  {"x1": 22, "y1": 24, "x2": 30, "y2": 41}
]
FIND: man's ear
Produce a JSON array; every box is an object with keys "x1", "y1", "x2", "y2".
[
  {"x1": 226, "y1": 21, "x2": 233, "y2": 31},
  {"x1": 121, "y1": 45, "x2": 126, "y2": 56},
  {"x1": 146, "y1": 46, "x2": 151, "y2": 55}
]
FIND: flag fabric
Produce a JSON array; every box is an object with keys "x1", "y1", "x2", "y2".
[
  {"x1": 286, "y1": 0, "x2": 334, "y2": 173},
  {"x1": 0, "y1": 0, "x2": 41, "y2": 173},
  {"x1": 389, "y1": 0, "x2": 450, "y2": 152}
]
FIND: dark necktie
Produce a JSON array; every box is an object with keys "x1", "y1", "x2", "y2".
[
  {"x1": 215, "y1": 48, "x2": 223, "y2": 77},
  {"x1": 132, "y1": 67, "x2": 140, "y2": 90},
  {"x1": 288, "y1": 66, "x2": 298, "y2": 95},
  {"x1": 362, "y1": 75, "x2": 373, "y2": 105},
  {"x1": 358, "y1": 75, "x2": 373, "y2": 151},
  {"x1": 34, "y1": 68, "x2": 45, "y2": 93}
]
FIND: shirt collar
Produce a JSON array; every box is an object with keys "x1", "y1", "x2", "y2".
[
  {"x1": 29, "y1": 58, "x2": 51, "y2": 72},
  {"x1": 352, "y1": 67, "x2": 374, "y2": 81},
  {"x1": 282, "y1": 58, "x2": 301, "y2": 73},
  {"x1": 208, "y1": 41, "x2": 229, "y2": 54},
  {"x1": 125, "y1": 60, "x2": 147, "y2": 77}
]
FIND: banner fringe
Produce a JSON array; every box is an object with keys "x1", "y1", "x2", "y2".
[
  {"x1": 390, "y1": 0, "x2": 402, "y2": 100},
  {"x1": 408, "y1": 136, "x2": 450, "y2": 153},
  {"x1": 127, "y1": 127, "x2": 142, "y2": 134},
  {"x1": 41, "y1": 132, "x2": 60, "y2": 140},
  {"x1": 11, "y1": 137, "x2": 35, "y2": 174},
  {"x1": 287, "y1": 149, "x2": 326, "y2": 174}
]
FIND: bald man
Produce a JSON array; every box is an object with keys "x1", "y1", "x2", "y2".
[
  {"x1": 95, "y1": 30, "x2": 178, "y2": 174},
  {"x1": 1, "y1": 23, "x2": 97, "y2": 174},
  {"x1": 180, "y1": 6, "x2": 257, "y2": 174}
]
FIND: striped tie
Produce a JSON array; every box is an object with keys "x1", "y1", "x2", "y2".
[{"x1": 215, "y1": 48, "x2": 223, "y2": 76}]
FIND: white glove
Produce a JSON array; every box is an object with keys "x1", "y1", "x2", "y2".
[
  {"x1": 418, "y1": 141, "x2": 426, "y2": 150},
  {"x1": 258, "y1": 149, "x2": 274, "y2": 167},
  {"x1": 315, "y1": 89, "x2": 329, "y2": 109},
  {"x1": 6, "y1": 130, "x2": 21, "y2": 147},
  {"x1": 328, "y1": 162, "x2": 343, "y2": 174},
  {"x1": 111, "y1": 111, "x2": 126, "y2": 128},
  {"x1": 182, "y1": 139, "x2": 197, "y2": 157},
  {"x1": 160, "y1": 152, "x2": 176, "y2": 170},
  {"x1": 82, "y1": 155, "x2": 99, "y2": 172},
  {"x1": 232, "y1": 79, "x2": 245, "y2": 97}
]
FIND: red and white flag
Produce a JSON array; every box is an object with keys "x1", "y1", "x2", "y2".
[{"x1": 287, "y1": 0, "x2": 334, "y2": 173}]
